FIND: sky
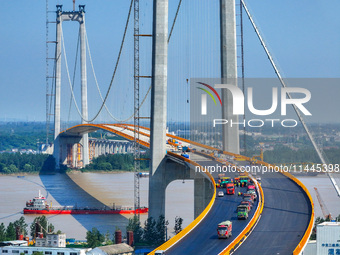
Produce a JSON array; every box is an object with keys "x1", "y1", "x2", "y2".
[{"x1": 0, "y1": 0, "x2": 339, "y2": 124}]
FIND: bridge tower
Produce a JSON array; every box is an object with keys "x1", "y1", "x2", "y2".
[
  {"x1": 220, "y1": 0, "x2": 240, "y2": 154},
  {"x1": 53, "y1": 5, "x2": 89, "y2": 167},
  {"x1": 149, "y1": 0, "x2": 240, "y2": 219},
  {"x1": 149, "y1": 0, "x2": 169, "y2": 220}
]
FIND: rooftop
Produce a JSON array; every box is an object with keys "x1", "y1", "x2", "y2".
[{"x1": 319, "y1": 221, "x2": 340, "y2": 226}]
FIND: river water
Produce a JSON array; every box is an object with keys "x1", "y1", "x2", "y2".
[
  {"x1": 0, "y1": 172, "x2": 193, "y2": 240},
  {"x1": 0, "y1": 172, "x2": 338, "y2": 240}
]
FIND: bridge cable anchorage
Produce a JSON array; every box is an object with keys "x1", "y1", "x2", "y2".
[{"x1": 241, "y1": 0, "x2": 340, "y2": 197}]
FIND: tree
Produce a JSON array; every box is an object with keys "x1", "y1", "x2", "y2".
[
  {"x1": 336, "y1": 214, "x2": 340, "y2": 222},
  {"x1": 14, "y1": 216, "x2": 28, "y2": 236},
  {"x1": 40, "y1": 155, "x2": 56, "y2": 173},
  {"x1": 86, "y1": 227, "x2": 105, "y2": 248},
  {"x1": 155, "y1": 215, "x2": 168, "y2": 245},
  {"x1": 174, "y1": 216, "x2": 183, "y2": 234},
  {"x1": 143, "y1": 217, "x2": 157, "y2": 244},
  {"x1": 104, "y1": 231, "x2": 113, "y2": 245},
  {"x1": 0, "y1": 223, "x2": 6, "y2": 241},
  {"x1": 23, "y1": 164, "x2": 32, "y2": 172},
  {"x1": 32, "y1": 252, "x2": 44, "y2": 255},
  {"x1": 30, "y1": 216, "x2": 55, "y2": 239},
  {"x1": 310, "y1": 216, "x2": 326, "y2": 240},
  {"x1": 126, "y1": 215, "x2": 143, "y2": 243},
  {"x1": 8, "y1": 164, "x2": 18, "y2": 173},
  {"x1": 6, "y1": 222, "x2": 16, "y2": 240}
]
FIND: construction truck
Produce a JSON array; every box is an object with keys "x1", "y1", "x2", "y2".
[
  {"x1": 226, "y1": 183, "x2": 235, "y2": 195},
  {"x1": 237, "y1": 205, "x2": 249, "y2": 220},
  {"x1": 217, "y1": 221, "x2": 232, "y2": 238}
]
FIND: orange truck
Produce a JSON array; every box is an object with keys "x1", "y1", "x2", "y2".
[{"x1": 226, "y1": 183, "x2": 235, "y2": 195}]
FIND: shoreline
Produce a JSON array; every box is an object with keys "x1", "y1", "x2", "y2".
[{"x1": 0, "y1": 169, "x2": 149, "y2": 176}]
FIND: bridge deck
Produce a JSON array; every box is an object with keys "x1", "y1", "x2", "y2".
[
  {"x1": 61, "y1": 124, "x2": 313, "y2": 254},
  {"x1": 166, "y1": 160, "x2": 259, "y2": 255},
  {"x1": 234, "y1": 171, "x2": 312, "y2": 255}
]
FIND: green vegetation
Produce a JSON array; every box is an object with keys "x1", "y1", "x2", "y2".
[
  {"x1": 83, "y1": 153, "x2": 149, "y2": 172},
  {"x1": 0, "y1": 122, "x2": 48, "y2": 152},
  {"x1": 85, "y1": 215, "x2": 170, "y2": 247},
  {"x1": 126, "y1": 215, "x2": 169, "y2": 246},
  {"x1": 30, "y1": 216, "x2": 55, "y2": 238},
  {"x1": 0, "y1": 153, "x2": 55, "y2": 174},
  {"x1": 86, "y1": 227, "x2": 105, "y2": 248},
  {"x1": 174, "y1": 216, "x2": 183, "y2": 234},
  {"x1": 0, "y1": 217, "x2": 28, "y2": 241}
]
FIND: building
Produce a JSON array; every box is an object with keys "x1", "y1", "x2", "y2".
[
  {"x1": 303, "y1": 221, "x2": 340, "y2": 255},
  {"x1": 0, "y1": 246, "x2": 89, "y2": 255},
  {"x1": 302, "y1": 240, "x2": 316, "y2": 255},
  {"x1": 36, "y1": 234, "x2": 66, "y2": 248},
  {"x1": 317, "y1": 222, "x2": 340, "y2": 255},
  {"x1": 0, "y1": 241, "x2": 28, "y2": 247},
  {"x1": 86, "y1": 244, "x2": 133, "y2": 255}
]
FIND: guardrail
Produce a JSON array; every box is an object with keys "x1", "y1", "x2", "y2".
[{"x1": 148, "y1": 152, "x2": 216, "y2": 255}]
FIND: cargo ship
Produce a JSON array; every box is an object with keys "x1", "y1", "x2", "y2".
[{"x1": 23, "y1": 191, "x2": 148, "y2": 215}]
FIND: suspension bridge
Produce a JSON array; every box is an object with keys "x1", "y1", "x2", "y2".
[{"x1": 43, "y1": 0, "x2": 339, "y2": 254}]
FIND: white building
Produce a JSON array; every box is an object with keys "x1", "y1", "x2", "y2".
[
  {"x1": 36, "y1": 234, "x2": 66, "y2": 248},
  {"x1": 0, "y1": 246, "x2": 89, "y2": 255},
  {"x1": 317, "y1": 222, "x2": 340, "y2": 255}
]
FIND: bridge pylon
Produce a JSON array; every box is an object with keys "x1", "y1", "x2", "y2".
[
  {"x1": 53, "y1": 5, "x2": 89, "y2": 168},
  {"x1": 149, "y1": 0, "x2": 169, "y2": 220},
  {"x1": 220, "y1": 0, "x2": 240, "y2": 154}
]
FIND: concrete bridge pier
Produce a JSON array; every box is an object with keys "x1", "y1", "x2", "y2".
[
  {"x1": 58, "y1": 136, "x2": 82, "y2": 167},
  {"x1": 194, "y1": 175, "x2": 214, "y2": 218},
  {"x1": 149, "y1": 159, "x2": 214, "y2": 220}
]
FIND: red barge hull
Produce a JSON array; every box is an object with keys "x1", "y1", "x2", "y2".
[{"x1": 23, "y1": 208, "x2": 148, "y2": 215}]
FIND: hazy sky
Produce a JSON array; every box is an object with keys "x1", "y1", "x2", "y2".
[{"x1": 0, "y1": 0, "x2": 339, "y2": 123}]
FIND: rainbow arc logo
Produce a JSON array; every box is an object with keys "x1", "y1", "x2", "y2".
[{"x1": 196, "y1": 82, "x2": 222, "y2": 115}]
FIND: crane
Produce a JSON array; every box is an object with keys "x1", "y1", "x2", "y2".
[{"x1": 314, "y1": 187, "x2": 332, "y2": 220}]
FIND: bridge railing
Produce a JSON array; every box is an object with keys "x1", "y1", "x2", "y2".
[{"x1": 148, "y1": 152, "x2": 216, "y2": 255}]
